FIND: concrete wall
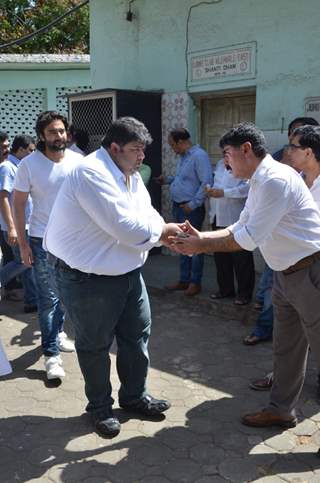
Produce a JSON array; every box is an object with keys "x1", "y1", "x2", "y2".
[
  {"x1": 0, "y1": 55, "x2": 91, "y2": 139},
  {"x1": 90, "y1": 0, "x2": 320, "y2": 148}
]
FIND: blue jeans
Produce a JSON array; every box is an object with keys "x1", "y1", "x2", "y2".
[
  {"x1": 172, "y1": 203, "x2": 205, "y2": 285},
  {"x1": 54, "y1": 263, "x2": 151, "y2": 418},
  {"x1": 252, "y1": 265, "x2": 274, "y2": 340},
  {"x1": 30, "y1": 237, "x2": 64, "y2": 356},
  {"x1": 1, "y1": 231, "x2": 37, "y2": 305}
]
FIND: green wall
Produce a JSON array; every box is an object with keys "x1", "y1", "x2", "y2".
[{"x1": 90, "y1": 0, "x2": 320, "y2": 136}]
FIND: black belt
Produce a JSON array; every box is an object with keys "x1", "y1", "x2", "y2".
[
  {"x1": 173, "y1": 201, "x2": 190, "y2": 206},
  {"x1": 48, "y1": 253, "x2": 141, "y2": 278},
  {"x1": 282, "y1": 251, "x2": 320, "y2": 275}
]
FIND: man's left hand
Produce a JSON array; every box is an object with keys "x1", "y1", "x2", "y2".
[
  {"x1": 168, "y1": 220, "x2": 203, "y2": 255},
  {"x1": 207, "y1": 188, "x2": 224, "y2": 198},
  {"x1": 160, "y1": 223, "x2": 184, "y2": 247},
  {"x1": 180, "y1": 203, "x2": 193, "y2": 214}
]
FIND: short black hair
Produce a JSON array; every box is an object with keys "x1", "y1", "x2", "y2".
[
  {"x1": 291, "y1": 125, "x2": 320, "y2": 161},
  {"x1": 219, "y1": 122, "x2": 267, "y2": 158},
  {"x1": 288, "y1": 117, "x2": 319, "y2": 136},
  {"x1": 0, "y1": 131, "x2": 9, "y2": 143},
  {"x1": 101, "y1": 117, "x2": 152, "y2": 148},
  {"x1": 11, "y1": 134, "x2": 35, "y2": 153},
  {"x1": 35, "y1": 111, "x2": 68, "y2": 152},
  {"x1": 169, "y1": 128, "x2": 191, "y2": 143},
  {"x1": 69, "y1": 125, "x2": 89, "y2": 152}
]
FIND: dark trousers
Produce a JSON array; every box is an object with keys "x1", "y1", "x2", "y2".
[
  {"x1": 54, "y1": 264, "x2": 151, "y2": 419},
  {"x1": 212, "y1": 222, "x2": 255, "y2": 300},
  {"x1": 0, "y1": 229, "x2": 19, "y2": 290},
  {"x1": 173, "y1": 203, "x2": 205, "y2": 285}
]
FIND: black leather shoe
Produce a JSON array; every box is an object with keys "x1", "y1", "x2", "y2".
[
  {"x1": 24, "y1": 304, "x2": 38, "y2": 314},
  {"x1": 120, "y1": 394, "x2": 171, "y2": 417},
  {"x1": 92, "y1": 412, "x2": 121, "y2": 437}
]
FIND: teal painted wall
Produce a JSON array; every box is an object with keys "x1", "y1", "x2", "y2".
[
  {"x1": 90, "y1": 0, "x2": 320, "y2": 140},
  {"x1": 0, "y1": 68, "x2": 91, "y2": 110}
]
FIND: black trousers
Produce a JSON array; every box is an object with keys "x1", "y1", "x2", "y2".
[{"x1": 212, "y1": 222, "x2": 255, "y2": 300}]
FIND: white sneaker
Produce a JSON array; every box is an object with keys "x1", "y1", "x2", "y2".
[
  {"x1": 45, "y1": 355, "x2": 65, "y2": 380},
  {"x1": 57, "y1": 331, "x2": 75, "y2": 352}
]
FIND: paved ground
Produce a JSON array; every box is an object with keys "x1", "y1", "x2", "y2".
[{"x1": 1, "y1": 254, "x2": 320, "y2": 483}]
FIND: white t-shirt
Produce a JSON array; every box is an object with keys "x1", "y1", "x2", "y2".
[
  {"x1": 228, "y1": 154, "x2": 320, "y2": 271},
  {"x1": 14, "y1": 148, "x2": 82, "y2": 237},
  {"x1": 44, "y1": 147, "x2": 165, "y2": 275}
]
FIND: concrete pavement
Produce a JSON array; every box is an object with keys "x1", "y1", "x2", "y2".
[{"x1": 1, "y1": 254, "x2": 320, "y2": 482}]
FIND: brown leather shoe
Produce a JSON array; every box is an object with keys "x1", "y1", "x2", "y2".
[
  {"x1": 241, "y1": 408, "x2": 297, "y2": 428},
  {"x1": 165, "y1": 281, "x2": 189, "y2": 291},
  {"x1": 184, "y1": 283, "x2": 201, "y2": 296}
]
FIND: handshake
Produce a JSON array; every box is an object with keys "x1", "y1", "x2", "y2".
[{"x1": 159, "y1": 221, "x2": 203, "y2": 255}]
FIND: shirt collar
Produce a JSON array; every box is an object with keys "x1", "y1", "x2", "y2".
[
  {"x1": 182, "y1": 144, "x2": 198, "y2": 158},
  {"x1": 251, "y1": 154, "x2": 275, "y2": 183},
  {"x1": 7, "y1": 154, "x2": 20, "y2": 167},
  {"x1": 99, "y1": 146, "x2": 139, "y2": 185}
]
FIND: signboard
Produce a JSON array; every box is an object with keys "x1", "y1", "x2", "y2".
[
  {"x1": 305, "y1": 97, "x2": 320, "y2": 124},
  {"x1": 188, "y1": 42, "x2": 256, "y2": 87}
]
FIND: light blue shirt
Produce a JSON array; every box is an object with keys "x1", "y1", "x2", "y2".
[
  {"x1": 0, "y1": 154, "x2": 32, "y2": 231},
  {"x1": 169, "y1": 144, "x2": 212, "y2": 210}
]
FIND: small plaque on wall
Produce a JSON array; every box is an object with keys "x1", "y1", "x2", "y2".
[
  {"x1": 305, "y1": 97, "x2": 320, "y2": 124},
  {"x1": 188, "y1": 42, "x2": 256, "y2": 88}
]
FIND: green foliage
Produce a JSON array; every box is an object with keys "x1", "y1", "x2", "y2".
[{"x1": 0, "y1": 0, "x2": 89, "y2": 53}]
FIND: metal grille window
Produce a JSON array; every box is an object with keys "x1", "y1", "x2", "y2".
[
  {"x1": 69, "y1": 94, "x2": 115, "y2": 153},
  {"x1": 0, "y1": 88, "x2": 46, "y2": 140},
  {"x1": 56, "y1": 86, "x2": 91, "y2": 117}
]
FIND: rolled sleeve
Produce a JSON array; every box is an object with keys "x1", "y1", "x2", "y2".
[
  {"x1": 233, "y1": 226, "x2": 257, "y2": 251},
  {"x1": 0, "y1": 165, "x2": 14, "y2": 193},
  {"x1": 224, "y1": 181, "x2": 249, "y2": 199}
]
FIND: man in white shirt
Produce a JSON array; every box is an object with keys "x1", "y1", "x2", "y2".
[
  {"x1": 13, "y1": 111, "x2": 81, "y2": 382},
  {"x1": 0, "y1": 134, "x2": 37, "y2": 313},
  {"x1": 44, "y1": 117, "x2": 180, "y2": 437},
  {"x1": 207, "y1": 159, "x2": 254, "y2": 305},
  {"x1": 170, "y1": 123, "x2": 320, "y2": 429}
]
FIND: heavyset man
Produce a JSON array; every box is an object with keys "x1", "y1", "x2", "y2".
[
  {"x1": 13, "y1": 111, "x2": 80, "y2": 381},
  {"x1": 171, "y1": 122, "x2": 320, "y2": 428},
  {"x1": 44, "y1": 117, "x2": 179, "y2": 437}
]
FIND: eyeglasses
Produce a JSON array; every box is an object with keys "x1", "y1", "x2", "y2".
[{"x1": 286, "y1": 143, "x2": 307, "y2": 151}]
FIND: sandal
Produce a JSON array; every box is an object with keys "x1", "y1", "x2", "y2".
[
  {"x1": 234, "y1": 298, "x2": 250, "y2": 306},
  {"x1": 243, "y1": 334, "x2": 264, "y2": 346},
  {"x1": 253, "y1": 302, "x2": 263, "y2": 310},
  {"x1": 249, "y1": 372, "x2": 274, "y2": 391},
  {"x1": 210, "y1": 291, "x2": 235, "y2": 300}
]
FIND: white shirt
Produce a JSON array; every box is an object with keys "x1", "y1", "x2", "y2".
[
  {"x1": 43, "y1": 147, "x2": 165, "y2": 276},
  {"x1": 228, "y1": 155, "x2": 320, "y2": 271},
  {"x1": 310, "y1": 175, "x2": 320, "y2": 210},
  {"x1": 69, "y1": 143, "x2": 85, "y2": 156},
  {"x1": 209, "y1": 159, "x2": 249, "y2": 226},
  {"x1": 14, "y1": 149, "x2": 82, "y2": 237}
]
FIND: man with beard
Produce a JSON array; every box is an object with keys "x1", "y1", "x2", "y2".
[{"x1": 13, "y1": 112, "x2": 81, "y2": 381}]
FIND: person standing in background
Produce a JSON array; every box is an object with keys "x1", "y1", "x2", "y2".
[{"x1": 207, "y1": 158, "x2": 254, "y2": 305}]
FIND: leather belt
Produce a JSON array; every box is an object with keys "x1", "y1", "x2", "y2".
[{"x1": 282, "y1": 251, "x2": 320, "y2": 275}]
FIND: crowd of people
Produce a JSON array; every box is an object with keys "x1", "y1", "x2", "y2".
[{"x1": 1, "y1": 110, "x2": 320, "y2": 438}]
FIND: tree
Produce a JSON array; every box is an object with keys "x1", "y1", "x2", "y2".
[{"x1": 0, "y1": 0, "x2": 89, "y2": 53}]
